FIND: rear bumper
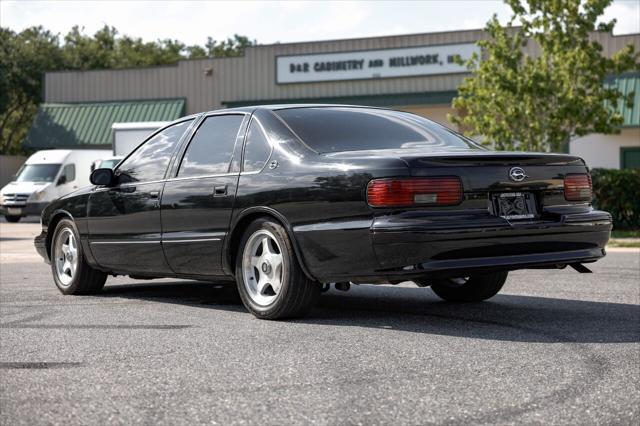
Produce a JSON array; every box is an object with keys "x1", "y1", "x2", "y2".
[
  {"x1": 374, "y1": 247, "x2": 606, "y2": 281},
  {"x1": 371, "y1": 209, "x2": 611, "y2": 280}
]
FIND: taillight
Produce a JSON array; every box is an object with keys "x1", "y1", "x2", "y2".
[
  {"x1": 564, "y1": 173, "x2": 592, "y2": 202},
  {"x1": 367, "y1": 177, "x2": 462, "y2": 207}
]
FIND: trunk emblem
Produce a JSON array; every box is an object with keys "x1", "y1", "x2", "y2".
[{"x1": 509, "y1": 167, "x2": 528, "y2": 182}]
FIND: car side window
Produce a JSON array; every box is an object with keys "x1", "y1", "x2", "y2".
[
  {"x1": 178, "y1": 115, "x2": 244, "y2": 177},
  {"x1": 117, "y1": 120, "x2": 192, "y2": 183},
  {"x1": 63, "y1": 164, "x2": 75, "y2": 182},
  {"x1": 243, "y1": 119, "x2": 272, "y2": 172}
]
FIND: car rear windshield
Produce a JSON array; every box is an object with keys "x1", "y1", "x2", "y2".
[
  {"x1": 15, "y1": 164, "x2": 61, "y2": 182},
  {"x1": 275, "y1": 107, "x2": 481, "y2": 153}
]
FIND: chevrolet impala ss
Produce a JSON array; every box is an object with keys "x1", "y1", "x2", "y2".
[{"x1": 35, "y1": 105, "x2": 612, "y2": 319}]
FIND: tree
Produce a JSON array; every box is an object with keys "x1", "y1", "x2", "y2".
[
  {"x1": 203, "y1": 35, "x2": 255, "y2": 58},
  {"x1": 0, "y1": 27, "x2": 64, "y2": 154},
  {"x1": 0, "y1": 25, "x2": 255, "y2": 154},
  {"x1": 451, "y1": 0, "x2": 639, "y2": 152}
]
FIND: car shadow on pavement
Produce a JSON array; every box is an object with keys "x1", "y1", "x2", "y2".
[
  {"x1": 0, "y1": 236, "x2": 31, "y2": 241},
  {"x1": 102, "y1": 280, "x2": 245, "y2": 310},
  {"x1": 100, "y1": 281, "x2": 639, "y2": 344}
]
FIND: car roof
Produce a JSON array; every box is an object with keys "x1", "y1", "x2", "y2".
[
  {"x1": 200, "y1": 104, "x2": 392, "y2": 115},
  {"x1": 26, "y1": 149, "x2": 72, "y2": 164},
  {"x1": 166, "y1": 104, "x2": 397, "y2": 129}
]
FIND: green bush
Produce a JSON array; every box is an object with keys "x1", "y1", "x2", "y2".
[{"x1": 590, "y1": 168, "x2": 640, "y2": 230}]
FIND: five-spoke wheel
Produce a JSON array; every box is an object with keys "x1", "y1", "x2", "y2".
[
  {"x1": 236, "y1": 218, "x2": 320, "y2": 319},
  {"x1": 242, "y1": 229, "x2": 285, "y2": 306},
  {"x1": 54, "y1": 228, "x2": 79, "y2": 287},
  {"x1": 51, "y1": 219, "x2": 107, "y2": 295}
]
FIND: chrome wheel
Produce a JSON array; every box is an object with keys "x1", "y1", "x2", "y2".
[
  {"x1": 54, "y1": 228, "x2": 78, "y2": 287},
  {"x1": 241, "y1": 229, "x2": 284, "y2": 306}
]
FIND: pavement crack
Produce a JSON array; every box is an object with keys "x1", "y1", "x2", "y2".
[
  {"x1": 1, "y1": 324, "x2": 193, "y2": 330},
  {"x1": 0, "y1": 362, "x2": 83, "y2": 369},
  {"x1": 1, "y1": 310, "x2": 54, "y2": 326}
]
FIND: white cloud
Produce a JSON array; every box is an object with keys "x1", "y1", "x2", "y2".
[
  {"x1": 0, "y1": 0, "x2": 637, "y2": 46},
  {"x1": 602, "y1": 1, "x2": 640, "y2": 35}
]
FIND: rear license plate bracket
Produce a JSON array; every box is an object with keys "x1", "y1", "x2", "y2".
[{"x1": 491, "y1": 192, "x2": 537, "y2": 220}]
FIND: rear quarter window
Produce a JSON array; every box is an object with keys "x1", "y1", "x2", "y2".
[
  {"x1": 275, "y1": 107, "x2": 480, "y2": 153},
  {"x1": 243, "y1": 119, "x2": 272, "y2": 172}
]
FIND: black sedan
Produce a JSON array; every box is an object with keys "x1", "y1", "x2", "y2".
[{"x1": 35, "y1": 105, "x2": 612, "y2": 319}]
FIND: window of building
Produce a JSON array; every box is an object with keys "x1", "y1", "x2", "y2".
[
  {"x1": 178, "y1": 115, "x2": 244, "y2": 177},
  {"x1": 621, "y1": 147, "x2": 640, "y2": 169}
]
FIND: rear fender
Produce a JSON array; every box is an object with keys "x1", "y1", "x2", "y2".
[{"x1": 223, "y1": 206, "x2": 317, "y2": 281}]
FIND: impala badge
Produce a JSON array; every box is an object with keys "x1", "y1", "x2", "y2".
[{"x1": 509, "y1": 167, "x2": 527, "y2": 182}]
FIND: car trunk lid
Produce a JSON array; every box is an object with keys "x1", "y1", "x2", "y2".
[
  {"x1": 404, "y1": 152, "x2": 586, "y2": 194},
  {"x1": 329, "y1": 149, "x2": 592, "y2": 219},
  {"x1": 326, "y1": 149, "x2": 587, "y2": 192}
]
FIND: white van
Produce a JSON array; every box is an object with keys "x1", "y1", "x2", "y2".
[{"x1": 0, "y1": 149, "x2": 111, "y2": 222}]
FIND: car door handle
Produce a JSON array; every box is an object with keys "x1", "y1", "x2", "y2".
[
  {"x1": 213, "y1": 185, "x2": 228, "y2": 196},
  {"x1": 149, "y1": 191, "x2": 160, "y2": 199},
  {"x1": 113, "y1": 185, "x2": 136, "y2": 193}
]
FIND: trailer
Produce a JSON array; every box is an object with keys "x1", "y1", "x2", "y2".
[{"x1": 111, "y1": 122, "x2": 168, "y2": 157}]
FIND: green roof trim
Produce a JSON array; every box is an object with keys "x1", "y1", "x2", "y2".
[
  {"x1": 24, "y1": 99, "x2": 186, "y2": 149},
  {"x1": 606, "y1": 74, "x2": 639, "y2": 127},
  {"x1": 223, "y1": 91, "x2": 458, "y2": 109}
]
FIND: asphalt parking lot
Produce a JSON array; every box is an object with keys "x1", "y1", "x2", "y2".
[{"x1": 1, "y1": 218, "x2": 638, "y2": 425}]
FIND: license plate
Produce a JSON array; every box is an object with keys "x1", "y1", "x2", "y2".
[
  {"x1": 491, "y1": 192, "x2": 536, "y2": 220},
  {"x1": 7, "y1": 208, "x2": 22, "y2": 215}
]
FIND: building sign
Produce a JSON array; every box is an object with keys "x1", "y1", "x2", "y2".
[{"x1": 276, "y1": 43, "x2": 479, "y2": 84}]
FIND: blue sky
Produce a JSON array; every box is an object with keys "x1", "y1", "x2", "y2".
[{"x1": 2, "y1": 0, "x2": 638, "y2": 45}]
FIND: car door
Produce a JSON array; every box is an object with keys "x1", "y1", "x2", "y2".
[
  {"x1": 87, "y1": 119, "x2": 194, "y2": 274},
  {"x1": 161, "y1": 113, "x2": 248, "y2": 276}
]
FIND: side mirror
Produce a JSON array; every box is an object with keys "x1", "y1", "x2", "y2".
[
  {"x1": 57, "y1": 175, "x2": 67, "y2": 185},
  {"x1": 90, "y1": 168, "x2": 115, "y2": 186}
]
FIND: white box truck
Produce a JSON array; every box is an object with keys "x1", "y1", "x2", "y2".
[
  {"x1": 112, "y1": 122, "x2": 168, "y2": 157},
  {"x1": 0, "y1": 149, "x2": 110, "y2": 222},
  {"x1": 87, "y1": 122, "x2": 169, "y2": 172}
]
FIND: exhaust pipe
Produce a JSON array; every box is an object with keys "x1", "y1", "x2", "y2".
[{"x1": 570, "y1": 263, "x2": 592, "y2": 273}]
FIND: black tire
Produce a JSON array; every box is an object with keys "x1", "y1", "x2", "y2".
[
  {"x1": 235, "y1": 218, "x2": 320, "y2": 320},
  {"x1": 50, "y1": 218, "x2": 107, "y2": 295},
  {"x1": 418, "y1": 271, "x2": 508, "y2": 302},
  {"x1": 4, "y1": 215, "x2": 21, "y2": 223}
]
